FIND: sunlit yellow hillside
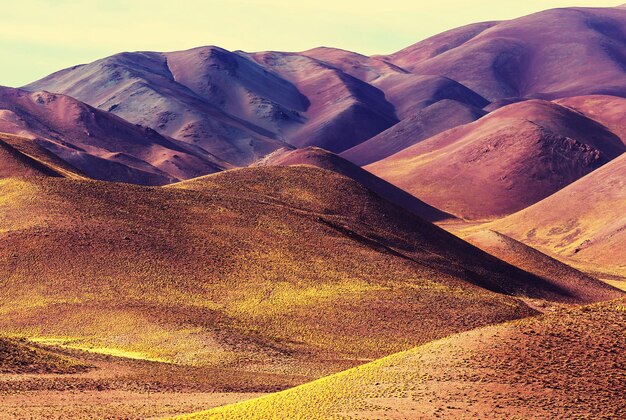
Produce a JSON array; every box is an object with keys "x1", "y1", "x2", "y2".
[
  {"x1": 181, "y1": 298, "x2": 626, "y2": 419},
  {"x1": 1, "y1": 166, "x2": 551, "y2": 382}
]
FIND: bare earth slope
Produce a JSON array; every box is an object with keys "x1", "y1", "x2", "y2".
[
  {"x1": 0, "y1": 86, "x2": 228, "y2": 185},
  {"x1": 6, "y1": 164, "x2": 592, "y2": 418},
  {"x1": 0, "y1": 338, "x2": 91, "y2": 374},
  {"x1": 459, "y1": 229, "x2": 622, "y2": 304},
  {"x1": 555, "y1": 94, "x2": 626, "y2": 144},
  {"x1": 23, "y1": 50, "x2": 289, "y2": 166},
  {"x1": 0, "y1": 136, "x2": 66, "y2": 179},
  {"x1": 25, "y1": 48, "x2": 399, "y2": 163},
  {"x1": 384, "y1": 7, "x2": 626, "y2": 102},
  {"x1": 184, "y1": 298, "x2": 626, "y2": 419},
  {"x1": 246, "y1": 51, "x2": 398, "y2": 153},
  {"x1": 489, "y1": 152, "x2": 626, "y2": 279},
  {"x1": 368, "y1": 100, "x2": 625, "y2": 220}
]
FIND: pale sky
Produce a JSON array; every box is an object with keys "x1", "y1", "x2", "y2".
[{"x1": 0, "y1": 0, "x2": 621, "y2": 87}]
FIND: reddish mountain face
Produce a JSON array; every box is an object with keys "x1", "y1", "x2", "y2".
[
  {"x1": 554, "y1": 95, "x2": 626, "y2": 145},
  {"x1": 300, "y1": 47, "x2": 408, "y2": 83},
  {"x1": 246, "y1": 51, "x2": 399, "y2": 153},
  {"x1": 23, "y1": 50, "x2": 289, "y2": 166},
  {"x1": 370, "y1": 74, "x2": 488, "y2": 119},
  {"x1": 25, "y1": 47, "x2": 400, "y2": 163},
  {"x1": 367, "y1": 100, "x2": 626, "y2": 220},
  {"x1": 379, "y1": 21, "x2": 500, "y2": 68},
  {"x1": 382, "y1": 8, "x2": 626, "y2": 101},
  {"x1": 490, "y1": 152, "x2": 626, "y2": 278},
  {"x1": 0, "y1": 86, "x2": 228, "y2": 185}
]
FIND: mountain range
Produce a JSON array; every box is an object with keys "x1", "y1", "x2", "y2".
[{"x1": 1, "y1": 4, "x2": 625, "y2": 419}]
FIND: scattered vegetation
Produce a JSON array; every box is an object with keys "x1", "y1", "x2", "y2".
[
  {"x1": 0, "y1": 337, "x2": 91, "y2": 374},
  {"x1": 180, "y1": 298, "x2": 626, "y2": 419},
  {"x1": 0, "y1": 166, "x2": 538, "y2": 380}
]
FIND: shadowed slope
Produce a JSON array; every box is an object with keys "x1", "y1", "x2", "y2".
[
  {"x1": 253, "y1": 147, "x2": 454, "y2": 222},
  {"x1": 459, "y1": 230, "x2": 622, "y2": 304},
  {"x1": 24, "y1": 51, "x2": 287, "y2": 166},
  {"x1": 341, "y1": 99, "x2": 487, "y2": 166},
  {"x1": 370, "y1": 74, "x2": 489, "y2": 119},
  {"x1": 368, "y1": 100, "x2": 625, "y2": 220},
  {"x1": 299, "y1": 50, "x2": 489, "y2": 118},
  {"x1": 0, "y1": 338, "x2": 91, "y2": 374},
  {"x1": 0, "y1": 86, "x2": 229, "y2": 185},
  {"x1": 555, "y1": 95, "x2": 626, "y2": 145},
  {"x1": 384, "y1": 7, "x2": 626, "y2": 101},
  {"x1": 489, "y1": 152, "x2": 626, "y2": 278},
  {"x1": 0, "y1": 136, "x2": 65, "y2": 179},
  {"x1": 184, "y1": 298, "x2": 626, "y2": 419},
  {"x1": 247, "y1": 51, "x2": 398, "y2": 153}
]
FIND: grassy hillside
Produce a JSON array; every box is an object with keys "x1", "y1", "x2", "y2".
[
  {"x1": 182, "y1": 298, "x2": 626, "y2": 419},
  {"x1": 0, "y1": 166, "x2": 551, "y2": 383}
]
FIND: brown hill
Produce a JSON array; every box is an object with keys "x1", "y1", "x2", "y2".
[
  {"x1": 489, "y1": 152, "x2": 626, "y2": 279},
  {"x1": 253, "y1": 147, "x2": 454, "y2": 222},
  {"x1": 370, "y1": 74, "x2": 488, "y2": 119},
  {"x1": 1, "y1": 165, "x2": 595, "y2": 389},
  {"x1": 0, "y1": 136, "x2": 65, "y2": 179},
  {"x1": 367, "y1": 100, "x2": 625, "y2": 220},
  {"x1": 246, "y1": 51, "x2": 398, "y2": 153},
  {"x1": 189, "y1": 297, "x2": 626, "y2": 419},
  {"x1": 0, "y1": 337, "x2": 90, "y2": 374},
  {"x1": 380, "y1": 21, "x2": 499, "y2": 69},
  {"x1": 300, "y1": 47, "x2": 408, "y2": 83},
  {"x1": 555, "y1": 95, "x2": 626, "y2": 144}
]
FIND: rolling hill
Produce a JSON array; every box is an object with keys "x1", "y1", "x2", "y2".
[
  {"x1": 0, "y1": 86, "x2": 229, "y2": 185},
  {"x1": 0, "y1": 136, "x2": 66, "y2": 179},
  {"x1": 253, "y1": 146, "x2": 454, "y2": 222},
  {"x1": 5, "y1": 5, "x2": 626, "y2": 418},
  {"x1": 367, "y1": 100, "x2": 625, "y2": 220},
  {"x1": 341, "y1": 99, "x2": 487, "y2": 166},
  {"x1": 488, "y1": 151, "x2": 626, "y2": 279},
  {"x1": 0, "y1": 337, "x2": 91, "y2": 374},
  {"x1": 555, "y1": 94, "x2": 626, "y2": 144},
  {"x1": 458, "y1": 229, "x2": 622, "y2": 305},
  {"x1": 184, "y1": 297, "x2": 626, "y2": 419},
  {"x1": 382, "y1": 7, "x2": 626, "y2": 101}
]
